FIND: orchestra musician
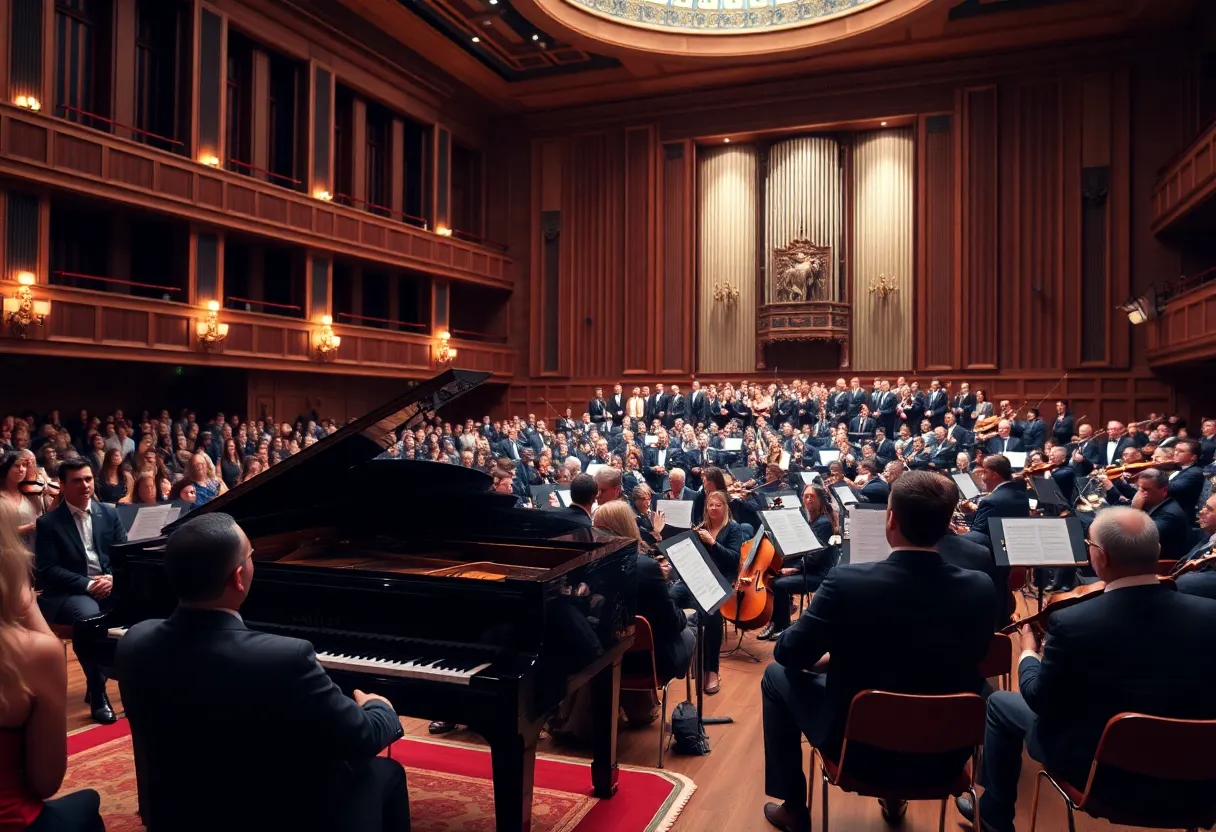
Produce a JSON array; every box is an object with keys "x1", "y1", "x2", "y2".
[
  {"x1": 959, "y1": 455, "x2": 1031, "y2": 549},
  {"x1": 1051, "y1": 400, "x2": 1075, "y2": 447},
  {"x1": 757, "y1": 483, "x2": 839, "y2": 642},
  {"x1": 761, "y1": 472, "x2": 997, "y2": 832},
  {"x1": 1174, "y1": 494, "x2": 1216, "y2": 601},
  {"x1": 1167, "y1": 439, "x2": 1204, "y2": 521},
  {"x1": 970, "y1": 389, "x2": 993, "y2": 428},
  {"x1": 957, "y1": 507, "x2": 1216, "y2": 832},
  {"x1": 626, "y1": 386, "x2": 646, "y2": 421},
  {"x1": 1012, "y1": 408, "x2": 1046, "y2": 452},
  {"x1": 983, "y1": 421, "x2": 1023, "y2": 457},
  {"x1": 952, "y1": 383, "x2": 977, "y2": 430}
]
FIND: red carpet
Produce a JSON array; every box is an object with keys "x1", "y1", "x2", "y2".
[{"x1": 63, "y1": 721, "x2": 695, "y2": 831}]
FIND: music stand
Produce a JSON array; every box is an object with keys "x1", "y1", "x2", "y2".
[
  {"x1": 656, "y1": 531, "x2": 736, "y2": 742},
  {"x1": 1029, "y1": 476, "x2": 1069, "y2": 512},
  {"x1": 990, "y1": 516, "x2": 1087, "y2": 612}
]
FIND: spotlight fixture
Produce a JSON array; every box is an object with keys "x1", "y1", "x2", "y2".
[
  {"x1": 3, "y1": 272, "x2": 51, "y2": 337},
  {"x1": 532, "y1": 34, "x2": 539, "y2": 40},
  {"x1": 434, "y1": 330, "x2": 458, "y2": 366},
  {"x1": 195, "y1": 300, "x2": 229, "y2": 350},
  {"x1": 1119, "y1": 286, "x2": 1165, "y2": 326},
  {"x1": 313, "y1": 315, "x2": 341, "y2": 360},
  {"x1": 14, "y1": 95, "x2": 41, "y2": 111}
]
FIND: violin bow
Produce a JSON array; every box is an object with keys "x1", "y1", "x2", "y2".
[{"x1": 1032, "y1": 373, "x2": 1068, "y2": 415}]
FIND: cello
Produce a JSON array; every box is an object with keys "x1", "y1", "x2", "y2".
[{"x1": 718, "y1": 528, "x2": 784, "y2": 631}]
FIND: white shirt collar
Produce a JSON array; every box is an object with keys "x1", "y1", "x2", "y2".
[
  {"x1": 67, "y1": 500, "x2": 93, "y2": 518},
  {"x1": 1104, "y1": 574, "x2": 1161, "y2": 592}
]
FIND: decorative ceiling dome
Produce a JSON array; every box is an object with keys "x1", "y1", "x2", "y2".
[{"x1": 563, "y1": 0, "x2": 890, "y2": 34}]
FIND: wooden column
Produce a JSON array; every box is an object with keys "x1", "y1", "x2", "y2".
[
  {"x1": 0, "y1": 0, "x2": 12, "y2": 102},
  {"x1": 251, "y1": 49, "x2": 271, "y2": 181},
  {"x1": 191, "y1": 229, "x2": 222, "y2": 307},
  {"x1": 35, "y1": 195, "x2": 49, "y2": 286},
  {"x1": 351, "y1": 97, "x2": 367, "y2": 205},
  {"x1": 39, "y1": 0, "x2": 53, "y2": 112},
  {"x1": 432, "y1": 279, "x2": 450, "y2": 335},
  {"x1": 194, "y1": 4, "x2": 227, "y2": 164},
  {"x1": 390, "y1": 118, "x2": 406, "y2": 217},
  {"x1": 306, "y1": 252, "x2": 331, "y2": 321},
  {"x1": 308, "y1": 62, "x2": 335, "y2": 198},
  {"x1": 112, "y1": 0, "x2": 137, "y2": 142},
  {"x1": 433, "y1": 124, "x2": 451, "y2": 231}
]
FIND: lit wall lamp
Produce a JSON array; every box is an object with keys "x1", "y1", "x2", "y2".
[
  {"x1": 434, "y1": 330, "x2": 457, "y2": 366},
  {"x1": 314, "y1": 315, "x2": 341, "y2": 360},
  {"x1": 14, "y1": 95, "x2": 41, "y2": 111},
  {"x1": 3, "y1": 272, "x2": 51, "y2": 337},
  {"x1": 868, "y1": 273, "x2": 899, "y2": 301},
  {"x1": 713, "y1": 281, "x2": 740, "y2": 306},
  {"x1": 435, "y1": 225, "x2": 453, "y2": 237},
  {"x1": 199, "y1": 153, "x2": 220, "y2": 167},
  {"x1": 313, "y1": 188, "x2": 333, "y2": 202},
  {"x1": 195, "y1": 300, "x2": 229, "y2": 349}
]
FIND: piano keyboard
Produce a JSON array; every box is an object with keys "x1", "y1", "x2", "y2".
[{"x1": 104, "y1": 624, "x2": 491, "y2": 686}]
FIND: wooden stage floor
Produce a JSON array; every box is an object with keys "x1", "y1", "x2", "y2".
[{"x1": 65, "y1": 592, "x2": 1145, "y2": 831}]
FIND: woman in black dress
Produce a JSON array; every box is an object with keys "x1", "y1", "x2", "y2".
[
  {"x1": 95, "y1": 449, "x2": 132, "y2": 504},
  {"x1": 219, "y1": 439, "x2": 242, "y2": 491}
]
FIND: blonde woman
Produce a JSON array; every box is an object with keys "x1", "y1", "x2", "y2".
[
  {"x1": 0, "y1": 502, "x2": 103, "y2": 830},
  {"x1": 185, "y1": 452, "x2": 227, "y2": 508}
]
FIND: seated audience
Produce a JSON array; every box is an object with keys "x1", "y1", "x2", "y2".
[
  {"x1": 762, "y1": 471, "x2": 997, "y2": 831},
  {"x1": 94, "y1": 449, "x2": 132, "y2": 505},
  {"x1": 0, "y1": 502, "x2": 104, "y2": 831},
  {"x1": 958, "y1": 507, "x2": 1216, "y2": 832},
  {"x1": 116, "y1": 513, "x2": 409, "y2": 832},
  {"x1": 184, "y1": 452, "x2": 226, "y2": 508}
]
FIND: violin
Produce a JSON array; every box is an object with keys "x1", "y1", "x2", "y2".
[
  {"x1": 1171, "y1": 551, "x2": 1216, "y2": 579},
  {"x1": 1098, "y1": 459, "x2": 1178, "y2": 479},
  {"x1": 718, "y1": 531, "x2": 784, "y2": 630},
  {"x1": 1000, "y1": 577, "x2": 1175, "y2": 635},
  {"x1": 1018, "y1": 460, "x2": 1062, "y2": 479},
  {"x1": 974, "y1": 415, "x2": 1001, "y2": 434}
]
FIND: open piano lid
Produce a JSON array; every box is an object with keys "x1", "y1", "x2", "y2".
[{"x1": 165, "y1": 369, "x2": 492, "y2": 532}]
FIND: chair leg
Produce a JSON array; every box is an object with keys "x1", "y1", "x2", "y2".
[
  {"x1": 820, "y1": 766, "x2": 830, "y2": 832},
  {"x1": 1028, "y1": 769, "x2": 1046, "y2": 832},
  {"x1": 938, "y1": 797, "x2": 947, "y2": 832},
  {"x1": 658, "y1": 684, "x2": 669, "y2": 769},
  {"x1": 1065, "y1": 804, "x2": 1076, "y2": 832},
  {"x1": 970, "y1": 786, "x2": 981, "y2": 832}
]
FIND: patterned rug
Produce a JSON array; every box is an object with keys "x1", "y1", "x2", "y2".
[{"x1": 63, "y1": 721, "x2": 694, "y2": 832}]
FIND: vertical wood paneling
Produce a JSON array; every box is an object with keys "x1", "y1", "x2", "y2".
[
  {"x1": 961, "y1": 86, "x2": 999, "y2": 369},
  {"x1": 197, "y1": 8, "x2": 224, "y2": 160},
  {"x1": 9, "y1": 0, "x2": 43, "y2": 104},
  {"x1": 853, "y1": 129, "x2": 914, "y2": 371},
  {"x1": 5, "y1": 191, "x2": 37, "y2": 278},
  {"x1": 765, "y1": 137, "x2": 842, "y2": 301},
  {"x1": 697, "y1": 145, "x2": 756, "y2": 373},
  {"x1": 661, "y1": 142, "x2": 692, "y2": 373},
  {"x1": 919, "y1": 114, "x2": 955, "y2": 370},
  {"x1": 623, "y1": 126, "x2": 653, "y2": 373},
  {"x1": 1006, "y1": 80, "x2": 1063, "y2": 371},
  {"x1": 311, "y1": 66, "x2": 334, "y2": 192}
]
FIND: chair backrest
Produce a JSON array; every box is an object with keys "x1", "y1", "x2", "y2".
[
  {"x1": 1091, "y1": 713, "x2": 1216, "y2": 781},
  {"x1": 1007, "y1": 566, "x2": 1027, "y2": 592},
  {"x1": 629, "y1": 615, "x2": 655, "y2": 654},
  {"x1": 841, "y1": 691, "x2": 986, "y2": 755},
  {"x1": 620, "y1": 615, "x2": 660, "y2": 691},
  {"x1": 977, "y1": 633, "x2": 1012, "y2": 679}
]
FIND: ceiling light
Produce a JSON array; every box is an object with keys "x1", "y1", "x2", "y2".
[
  {"x1": 489, "y1": 0, "x2": 497, "y2": 4},
  {"x1": 880, "y1": 121, "x2": 888, "y2": 126},
  {"x1": 532, "y1": 34, "x2": 539, "y2": 40},
  {"x1": 472, "y1": 36, "x2": 480, "y2": 43},
  {"x1": 723, "y1": 138, "x2": 730, "y2": 143}
]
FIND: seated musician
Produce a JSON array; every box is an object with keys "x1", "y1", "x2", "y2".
[
  {"x1": 758, "y1": 483, "x2": 839, "y2": 642},
  {"x1": 565, "y1": 474, "x2": 597, "y2": 525},
  {"x1": 594, "y1": 466, "x2": 625, "y2": 506},
  {"x1": 1167, "y1": 439, "x2": 1204, "y2": 521},
  {"x1": 960, "y1": 455, "x2": 1030, "y2": 549},
  {"x1": 32, "y1": 459, "x2": 127, "y2": 725},
  {"x1": 670, "y1": 488, "x2": 742, "y2": 696},
  {"x1": 929, "y1": 427, "x2": 959, "y2": 470},
  {"x1": 663, "y1": 467, "x2": 696, "y2": 502},
  {"x1": 116, "y1": 513, "x2": 409, "y2": 832},
  {"x1": 592, "y1": 502, "x2": 693, "y2": 725},
  {"x1": 957, "y1": 507, "x2": 1216, "y2": 832},
  {"x1": 851, "y1": 460, "x2": 890, "y2": 504},
  {"x1": 901, "y1": 436, "x2": 932, "y2": 471},
  {"x1": 1175, "y1": 494, "x2": 1216, "y2": 601},
  {"x1": 983, "y1": 420, "x2": 1023, "y2": 456},
  {"x1": 761, "y1": 472, "x2": 998, "y2": 832},
  {"x1": 1124, "y1": 468, "x2": 1192, "y2": 561}
]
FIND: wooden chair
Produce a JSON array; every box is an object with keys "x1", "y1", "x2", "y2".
[
  {"x1": 50, "y1": 622, "x2": 74, "y2": 660},
  {"x1": 808, "y1": 691, "x2": 985, "y2": 832},
  {"x1": 977, "y1": 632, "x2": 1012, "y2": 691},
  {"x1": 1028, "y1": 713, "x2": 1216, "y2": 832},
  {"x1": 619, "y1": 616, "x2": 693, "y2": 769}
]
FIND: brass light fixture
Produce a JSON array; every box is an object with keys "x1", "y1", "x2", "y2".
[
  {"x1": 713, "y1": 281, "x2": 740, "y2": 306},
  {"x1": 195, "y1": 300, "x2": 229, "y2": 350},
  {"x1": 14, "y1": 95, "x2": 41, "y2": 111},
  {"x1": 314, "y1": 315, "x2": 341, "y2": 360},
  {"x1": 434, "y1": 330, "x2": 458, "y2": 366},
  {"x1": 434, "y1": 225, "x2": 453, "y2": 237},
  {"x1": 3, "y1": 272, "x2": 51, "y2": 337},
  {"x1": 868, "y1": 273, "x2": 899, "y2": 301}
]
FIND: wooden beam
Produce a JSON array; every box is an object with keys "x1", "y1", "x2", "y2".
[
  {"x1": 251, "y1": 49, "x2": 271, "y2": 181},
  {"x1": 112, "y1": 0, "x2": 138, "y2": 142}
]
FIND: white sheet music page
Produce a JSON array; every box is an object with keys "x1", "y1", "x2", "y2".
[
  {"x1": 761, "y1": 509, "x2": 823, "y2": 556},
  {"x1": 1005, "y1": 451, "x2": 1028, "y2": 470},
  {"x1": 127, "y1": 504, "x2": 172, "y2": 541},
  {"x1": 832, "y1": 484, "x2": 858, "y2": 505},
  {"x1": 665, "y1": 536, "x2": 729, "y2": 613},
  {"x1": 779, "y1": 450, "x2": 791, "y2": 471},
  {"x1": 818, "y1": 450, "x2": 841, "y2": 464},
  {"x1": 800, "y1": 471, "x2": 823, "y2": 485},
  {"x1": 951, "y1": 472, "x2": 981, "y2": 500},
  {"x1": 656, "y1": 499, "x2": 694, "y2": 528},
  {"x1": 722, "y1": 437, "x2": 744, "y2": 452},
  {"x1": 847, "y1": 506, "x2": 890, "y2": 564},
  {"x1": 1000, "y1": 518, "x2": 1074, "y2": 566},
  {"x1": 555, "y1": 488, "x2": 572, "y2": 507}
]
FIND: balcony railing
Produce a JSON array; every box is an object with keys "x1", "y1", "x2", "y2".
[
  {"x1": 56, "y1": 104, "x2": 185, "y2": 154},
  {"x1": 51, "y1": 270, "x2": 184, "y2": 299}
]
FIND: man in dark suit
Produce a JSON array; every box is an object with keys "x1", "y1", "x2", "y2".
[
  {"x1": 929, "y1": 428, "x2": 959, "y2": 470},
  {"x1": 848, "y1": 405, "x2": 877, "y2": 439},
  {"x1": 645, "y1": 384, "x2": 669, "y2": 429},
  {"x1": 666, "y1": 384, "x2": 688, "y2": 430},
  {"x1": 1167, "y1": 439, "x2": 1205, "y2": 521},
  {"x1": 845, "y1": 378, "x2": 868, "y2": 422},
  {"x1": 761, "y1": 472, "x2": 997, "y2": 832},
  {"x1": 983, "y1": 422, "x2": 1024, "y2": 457},
  {"x1": 688, "y1": 380, "x2": 708, "y2": 428},
  {"x1": 35, "y1": 458, "x2": 127, "y2": 724},
  {"x1": 1094, "y1": 420, "x2": 1134, "y2": 467},
  {"x1": 855, "y1": 461, "x2": 890, "y2": 505},
  {"x1": 957, "y1": 507, "x2": 1216, "y2": 832},
  {"x1": 874, "y1": 380, "x2": 898, "y2": 436},
  {"x1": 1132, "y1": 467, "x2": 1192, "y2": 561},
  {"x1": 937, "y1": 531, "x2": 1009, "y2": 629},
  {"x1": 608, "y1": 383, "x2": 626, "y2": 425},
  {"x1": 565, "y1": 474, "x2": 597, "y2": 526},
  {"x1": 951, "y1": 383, "x2": 977, "y2": 430},
  {"x1": 1013, "y1": 408, "x2": 1046, "y2": 452},
  {"x1": 643, "y1": 430, "x2": 681, "y2": 491},
  {"x1": 924, "y1": 379, "x2": 949, "y2": 428},
  {"x1": 1176, "y1": 494, "x2": 1216, "y2": 600},
  {"x1": 871, "y1": 428, "x2": 896, "y2": 464},
  {"x1": 662, "y1": 468, "x2": 697, "y2": 502},
  {"x1": 1199, "y1": 418, "x2": 1216, "y2": 466},
  {"x1": 962, "y1": 455, "x2": 1031, "y2": 547},
  {"x1": 588, "y1": 387, "x2": 608, "y2": 428},
  {"x1": 116, "y1": 513, "x2": 409, "y2": 832},
  {"x1": 684, "y1": 437, "x2": 713, "y2": 491},
  {"x1": 942, "y1": 412, "x2": 973, "y2": 449}
]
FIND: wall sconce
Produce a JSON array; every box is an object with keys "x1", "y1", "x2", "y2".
[
  {"x1": 3, "y1": 272, "x2": 50, "y2": 337},
  {"x1": 868, "y1": 273, "x2": 899, "y2": 301},
  {"x1": 313, "y1": 315, "x2": 341, "y2": 360},
  {"x1": 713, "y1": 282, "x2": 740, "y2": 306},
  {"x1": 195, "y1": 300, "x2": 229, "y2": 350},
  {"x1": 434, "y1": 330, "x2": 457, "y2": 366},
  {"x1": 199, "y1": 153, "x2": 220, "y2": 167},
  {"x1": 435, "y1": 225, "x2": 453, "y2": 237},
  {"x1": 313, "y1": 188, "x2": 333, "y2": 202},
  {"x1": 14, "y1": 95, "x2": 41, "y2": 111}
]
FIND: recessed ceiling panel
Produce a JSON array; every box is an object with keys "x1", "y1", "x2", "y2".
[{"x1": 564, "y1": 0, "x2": 890, "y2": 34}]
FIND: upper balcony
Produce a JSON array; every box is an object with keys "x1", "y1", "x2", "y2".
[
  {"x1": 1145, "y1": 271, "x2": 1216, "y2": 370},
  {"x1": 1151, "y1": 116, "x2": 1216, "y2": 238},
  {"x1": 0, "y1": 106, "x2": 513, "y2": 290}
]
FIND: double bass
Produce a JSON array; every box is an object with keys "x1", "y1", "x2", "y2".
[{"x1": 718, "y1": 529, "x2": 784, "y2": 631}]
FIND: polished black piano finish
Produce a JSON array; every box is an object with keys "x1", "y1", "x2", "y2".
[{"x1": 74, "y1": 370, "x2": 637, "y2": 832}]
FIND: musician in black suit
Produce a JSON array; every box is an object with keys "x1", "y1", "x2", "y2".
[
  {"x1": 845, "y1": 379, "x2": 868, "y2": 421},
  {"x1": 929, "y1": 428, "x2": 959, "y2": 470},
  {"x1": 848, "y1": 406, "x2": 877, "y2": 439},
  {"x1": 661, "y1": 468, "x2": 696, "y2": 503},
  {"x1": 957, "y1": 507, "x2": 1216, "y2": 832},
  {"x1": 874, "y1": 381, "x2": 898, "y2": 436},
  {"x1": 962, "y1": 455, "x2": 1031, "y2": 547},
  {"x1": 1093, "y1": 420, "x2": 1134, "y2": 467},
  {"x1": 937, "y1": 531, "x2": 1010, "y2": 629},
  {"x1": 565, "y1": 474, "x2": 597, "y2": 526},
  {"x1": 855, "y1": 461, "x2": 891, "y2": 505},
  {"x1": 683, "y1": 439, "x2": 713, "y2": 491},
  {"x1": 983, "y1": 422, "x2": 1024, "y2": 457},
  {"x1": 34, "y1": 458, "x2": 128, "y2": 724},
  {"x1": 942, "y1": 412, "x2": 972, "y2": 449},
  {"x1": 1013, "y1": 408, "x2": 1046, "y2": 452},
  {"x1": 924, "y1": 379, "x2": 949, "y2": 427},
  {"x1": 761, "y1": 472, "x2": 997, "y2": 832},
  {"x1": 871, "y1": 428, "x2": 896, "y2": 463},
  {"x1": 1167, "y1": 439, "x2": 1204, "y2": 520},
  {"x1": 627, "y1": 543, "x2": 693, "y2": 686},
  {"x1": 1175, "y1": 494, "x2": 1216, "y2": 601},
  {"x1": 588, "y1": 388, "x2": 608, "y2": 428},
  {"x1": 1051, "y1": 401, "x2": 1075, "y2": 447},
  {"x1": 666, "y1": 385, "x2": 688, "y2": 429},
  {"x1": 116, "y1": 513, "x2": 409, "y2": 832},
  {"x1": 951, "y1": 384, "x2": 977, "y2": 430},
  {"x1": 643, "y1": 431, "x2": 681, "y2": 491},
  {"x1": 688, "y1": 380, "x2": 708, "y2": 428},
  {"x1": 1047, "y1": 446, "x2": 1077, "y2": 504},
  {"x1": 758, "y1": 483, "x2": 839, "y2": 641},
  {"x1": 1131, "y1": 468, "x2": 1192, "y2": 561},
  {"x1": 645, "y1": 384, "x2": 669, "y2": 429},
  {"x1": 608, "y1": 384, "x2": 626, "y2": 424}
]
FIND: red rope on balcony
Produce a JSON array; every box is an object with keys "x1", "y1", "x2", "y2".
[
  {"x1": 332, "y1": 193, "x2": 429, "y2": 228},
  {"x1": 225, "y1": 158, "x2": 303, "y2": 186},
  {"x1": 55, "y1": 105, "x2": 184, "y2": 147},
  {"x1": 336, "y1": 312, "x2": 428, "y2": 330},
  {"x1": 51, "y1": 271, "x2": 182, "y2": 292}
]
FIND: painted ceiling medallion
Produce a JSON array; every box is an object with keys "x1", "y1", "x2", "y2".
[{"x1": 561, "y1": 0, "x2": 890, "y2": 33}]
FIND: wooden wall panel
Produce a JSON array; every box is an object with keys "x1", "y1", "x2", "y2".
[
  {"x1": 918, "y1": 114, "x2": 955, "y2": 370},
  {"x1": 623, "y1": 126, "x2": 653, "y2": 374},
  {"x1": 660, "y1": 141, "x2": 693, "y2": 373},
  {"x1": 960, "y1": 86, "x2": 999, "y2": 370},
  {"x1": 1004, "y1": 80, "x2": 1064, "y2": 371}
]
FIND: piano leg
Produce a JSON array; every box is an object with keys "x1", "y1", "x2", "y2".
[
  {"x1": 490, "y1": 732, "x2": 537, "y2": 832},
  {"x1": 590, "y1": 657, "x2": 621, "y2": 798}
]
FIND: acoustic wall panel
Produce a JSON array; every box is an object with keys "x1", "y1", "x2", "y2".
[
  {"x1": 765, "y1": 137, "x2": 842, "y2": 302},
  {"x1": 697, "y1": 145, "x2": 756, "y2": 373}
]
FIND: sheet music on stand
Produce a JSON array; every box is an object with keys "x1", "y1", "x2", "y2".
[
  {"x1": 124, "y1": 504, "x2": 173, "y2": 541},
  {"x1": 817, "y1": 450, "x2": 841, "y2": 465},
  {"x1": 644, "y1": 434, "x2": 659, "y2": 447},
  {"x1": 656, "y1": 498, "x2": 694, "y2": 529},
  {"x1": 779, "y1": 450, "x2": 791, "y2": 471},
  {"x1": 1005, "y1": 451, "x2": 1028, "y2": 470},
  {"x1": 842, "y1": 505, "x2": 890, "y2": 564},
  {"x1": 657, "y1": 531, "x2": 733, "y2": 617},
  {"x1": 831, "y1": 484, "x2": 858, "y2": 506},
  {"x1": 799, "y1": 471, "x2": 823, "y2": 486},
  {"x1": 554, "y1": 488, "x2": 572, "y2": 507},
  {"x1": 951, "y1": 472, "x2": 981, "y2": 501},
  {"x1": 990, "y1": 516, "x2": 1086, "y2": 567},
  {"x1": 721, "y1": 437, "x2": 744, "y2": 452},
  {"x1": 760, "y1": 510, "x2": 823, "y2": 558},
  {"x1": 586, "y1": 463, "x2": 610, "y2": 478}
]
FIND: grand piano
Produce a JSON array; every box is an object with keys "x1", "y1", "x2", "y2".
[{"x1": 74, "y1": 369, "x2": 638, "y2": 832}]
